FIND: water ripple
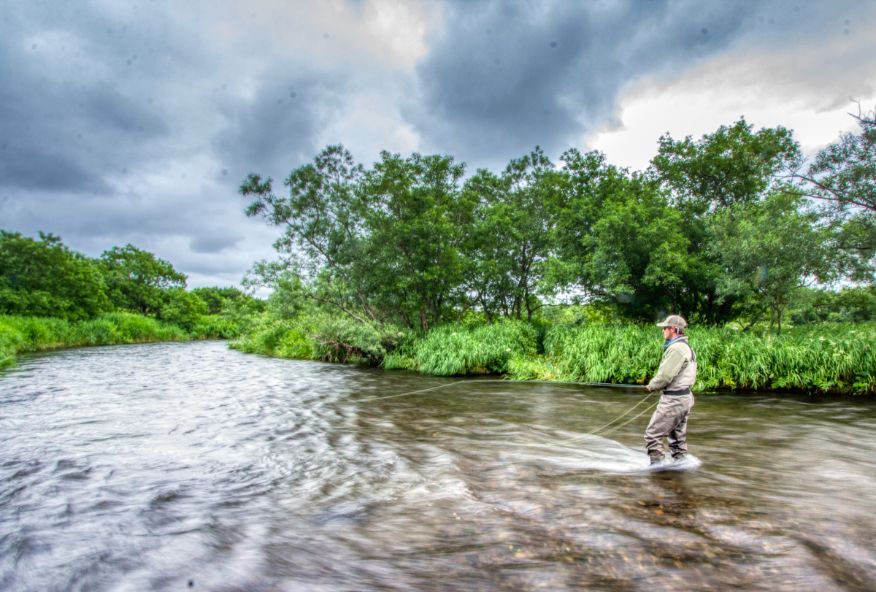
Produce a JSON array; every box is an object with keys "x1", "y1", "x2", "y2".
[{"x1": 1, "y1": 341, "x2": 875, "y2": 591}]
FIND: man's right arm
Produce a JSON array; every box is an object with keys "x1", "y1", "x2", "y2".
[{"x1": 646, "y1": 347, "x2": 686, "y2": 392}]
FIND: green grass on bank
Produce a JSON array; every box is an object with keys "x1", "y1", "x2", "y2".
[
  {"x1": 7, "y1": 310, "x2": 872, "y2": 395},
  {"x1": 383, "y1": 320, "x2": 538, "y2": 376},
  {"x1": 522, "y1": 323, "x2": 876, "y2": 394},
  {"x1": 234, "y1": 315, "x2": 876, "y2": 394},
  {"x1": 0, "y1": 313, "x2": 193, "y2": 368}
]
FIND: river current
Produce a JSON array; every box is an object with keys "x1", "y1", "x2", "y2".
[{"x1": 2, "y1": 340, "x2": 875, "y2": 591}]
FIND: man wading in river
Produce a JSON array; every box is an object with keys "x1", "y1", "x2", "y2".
[{"x1": 644, "y1": 315, "x2": 697, "y2": 465}]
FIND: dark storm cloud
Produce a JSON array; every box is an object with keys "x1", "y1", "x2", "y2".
[
  {"x1": 408, "y1": 0, "x2": 787, "y2": 168},
  {"x1": 212, "y1": 73, "x2": 344, "y2": 186},
  {"x1": 0, "y1": 2, "x2": 182, "y2": 193},
  {"x1": 0, "y1": 1, "x2": 329, "y2": 285},
  {"x1": 0, "y1": 1, "x2": 334, "y2": 197}
]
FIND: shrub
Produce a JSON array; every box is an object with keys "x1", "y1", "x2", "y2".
[{"x1": 408, "y1": 320, "x2": 539, "y2": 376}]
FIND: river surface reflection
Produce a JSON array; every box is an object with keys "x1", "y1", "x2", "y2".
[{"x1": 2, "y1": 341, "x2": 875, "y2": 591}]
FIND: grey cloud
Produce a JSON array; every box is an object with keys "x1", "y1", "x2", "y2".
[
  {"x1": 189, "y1": 232, "x2": 242, "y2": 254},
  {"x1": 212, "y1": 73, "x2": 344, "y2": 186},
  {"x1": 408, "y1": 0, "x2": 832, "y2": 169},
  {"x1": 0, "y1": 1, "x2": 319, "y2": 287},
  {"x1": 0, "y1": 3, "x2": 187, "y2": 193},
  {"x1": 2, "y1": 190, "x2": 194, "y2": 240}
]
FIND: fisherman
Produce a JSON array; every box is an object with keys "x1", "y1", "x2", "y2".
[{"x1": 644, "y1": 315, "x2": 697, "y2": 465}]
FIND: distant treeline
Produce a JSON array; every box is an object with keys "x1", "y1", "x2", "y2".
[
  {"x1": 242, "y1": 112, "x2": 875, "y2": 334},
  {"x1": 0, "y1": 231, "x2": 264, "y2": 337}
]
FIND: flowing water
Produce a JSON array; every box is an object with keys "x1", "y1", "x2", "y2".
[{"x1": 2, "y1": 341, "x2": 875, "y2": 591}]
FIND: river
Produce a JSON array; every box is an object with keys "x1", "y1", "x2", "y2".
[{"x1": 1, "y1": 340, "x2": 875, "y2": 591}]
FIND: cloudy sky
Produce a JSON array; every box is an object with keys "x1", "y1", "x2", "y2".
[{"x1": 2, "y1": 0, "x2": 875, "y2": 289}]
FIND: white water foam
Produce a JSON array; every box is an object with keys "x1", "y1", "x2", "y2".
[{"x1": 514, "y1": 433, "x2": 703, "y2": 475}]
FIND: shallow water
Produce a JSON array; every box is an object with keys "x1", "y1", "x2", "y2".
[{"x1": 2, "y1": 341, "x2": 875, "y2": 591}]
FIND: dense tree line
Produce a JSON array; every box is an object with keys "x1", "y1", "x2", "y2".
[
  {"x1": 243, "y1": 113, "x2": 875, "y2": 333},
  {"x1": 0, "y1": 233, "x2": 257, "y2": 331}
]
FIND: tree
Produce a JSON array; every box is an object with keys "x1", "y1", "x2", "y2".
[
  {"x1": 241, "y1": 145, "x2": 373, "y2": 321},
  {"x1": 647, "y1": 120, "x2": 804, "y2": 323},
  {"x1": 463, "y1": 147, "x2": 561, "y2": 321},
  {"x1": 158, "y1": 288, "x2": 208, "y2": 330},
  {"x1": 797, "y1": 105, "x2": 876, "y2": 281},
  {"x1": 359, "y1": 151, "x2": 472, "y2": 330},
  {"x1": 242, "y1": 145, "x2": 474, "y2": 331},
  {"x1": 575, "y1": 173, "x2": 693, "y2": 321},
  {"x1": 191, "y1": 286, "x2": 251, "y2": 315},
  {"x1": 99, "y1": 244, "x2": 187, "y2": 315},
  {"x1": 652, "y1": 118, "x2": 801, "y2": 212},
  {"x1": 548, "y1": 150, "x2": 715, "y2": 322},
  {"x1": 788, "y1": 286, "x2": 876, "y2": 324},
  {"x1": 707, "y1": 190, "x2": 833, "y2": 332},
  {"x1": 0, "y1": 231, "x2": 110, "y2": 320}
]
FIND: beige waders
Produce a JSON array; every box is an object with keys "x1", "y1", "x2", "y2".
[{"x1": 644, "y1": 391, "x2": 694, "y2": 463}]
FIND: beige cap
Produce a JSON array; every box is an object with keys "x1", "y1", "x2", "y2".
[{"x1": 656, "y1": 315, "x2": 687, "y2": 329}]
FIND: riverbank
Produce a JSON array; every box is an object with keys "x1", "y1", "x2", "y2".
[
  {"x1": 0, "y1": 313, "x2": 215, "y2": 368},
  {"x1": 5, "y1": 314, "x2": 873, "y2": 395},
  {"x1": 231, "y1": 319, "x2": 876, "y2": 395}
]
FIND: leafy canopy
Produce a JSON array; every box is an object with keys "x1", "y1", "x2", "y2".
[
  {"x1": 100, "y1": 244, "x2": 187, "y2": 315},
  {"x1": 0, "y1": 231, "x2": 111, "y2": 320}
]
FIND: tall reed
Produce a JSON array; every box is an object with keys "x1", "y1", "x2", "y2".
[
  {"x1": 536, "y1": 323, "x2": 876, "y2": 394},
  {"x1": 389, "y1": 320, "x2": 538, "y2": 376}
]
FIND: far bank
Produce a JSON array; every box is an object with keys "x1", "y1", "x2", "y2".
[{"x1": 230, "y1": 318, "x2": 876, "y2": 396}]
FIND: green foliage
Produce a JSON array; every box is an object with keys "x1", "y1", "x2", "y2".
[
  {"x1": 580, "y1": 176, "x2": 690, "y2": 320},
  {"x1": 404, "y1": 320, "x2": 539, "y2": 376},
  {"x1": 538, "y1": 303, "x2": 619, "y2": 326},
  {"x1": 788, "y1": 286, "x2": 876, "y2": 324},
  {"x1": 542, "y1": 324, "x2": 656, "y2": 384},
  {"x1": 100, "y1": 244, "x2": 187, "y2": 315},
  {"x1": 0, "y1": 313, "x2": 189, "y2": 366},
  {"x1": 707, "y1": 190, "x2": 834, "y2": 331},
  {"x1": 463, "y1": 147, "x2": 561, "y2": 320},
  {"x1": 0, "y1": 231, "x2": 245, "y2": 342},
  {"x1": 158, "y1": 288, "x2": 208, "y2": 331},
  {"x1": 505, "y1": 355, "x2": 564, "y2": 381},
  {"x1": 535, "y1": 323, "x2": 876, "y2": 394},
  {"x1": 191, "y1": 286, "x2": 251, "y2": 315},
  {"x1": 229, "y1": 119, "x2": 875, "y2": 393},
  {"x1": 190, "y1": 315, "x2": 246, "y2": 339},
  {"x1": 265, "y1": 270, "x2": 311, "y2": 319},
  {"x1": 652, "y1": 118, "x2": 801, "y2": 211},
  {"x1": 644, "y1": 120, "x2": 804, "y2": 323},
  {"x1": 0, "y1": 322, "x2": 25, "y2": 367},
  {"x1": 548, "y1": 149, "x2": 724, "y2": 322},
  {"x1": 309, "y1": 315, "x2": 404, "y2": 364},
  {"x1": 242, "y1": 146, "x2": 474, "y2": 331},
  {"x1": 230, "y1": 319, "x2": 302, "y2": 356},
  {"x1": 361, "y1": 151, "x2": 472, "y2": 330},
  {"x1": 803, "y1": 105, "x2": 876, "y2": 214},
  {"x1": 799, "y1": 106, "x2": 876, "y2": 281},
  {"x1": 241, "y1": 122, "x2": 862, "y2": 331},
  {"x1": 0, "y1": 231, "x2": 111, "y2": 320}
]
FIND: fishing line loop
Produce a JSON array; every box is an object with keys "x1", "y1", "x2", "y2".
[{"x1": 356, "y1": 378, "x2": 657, "y2": 438}]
